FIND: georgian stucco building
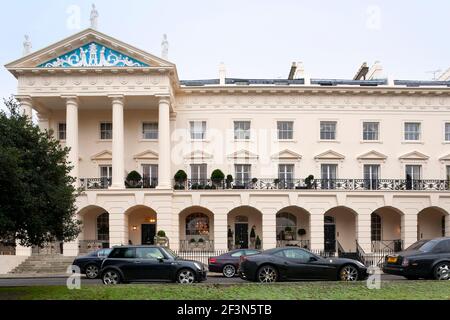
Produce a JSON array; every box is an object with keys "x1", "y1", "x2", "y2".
[{"x1": 5, "y1": 28, "x2": 450, "y2": 258}]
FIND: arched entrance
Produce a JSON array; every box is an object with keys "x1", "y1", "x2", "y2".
[
  {"x1": 78, "y1": 205, "x2": 110, "y2": 254},
  {"x1": 179, "y1": 206, "x2": 214, "y2": 251},
  {"x1": 125, "y1": 205, "x2": 157, "y2": 245},
  {"x1": 371, "y1": 206, "x2": 403, "y2": 252},
  {"x1": 276, "y1": 206, "x2": 310, "y2": 249},
  {"x1": 324, "y1": 206, "x2": 357, "y2": 253},
  {"x1": 227, "y1": 206, "x2": 262, "y2": 250},
  {"x1": 418, "y1": 207, "x2": 447, "y2": 240}
]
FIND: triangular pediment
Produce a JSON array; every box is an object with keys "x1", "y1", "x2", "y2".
[
  {"x1": 134, "y1": 150, "x2": 159, "y2": 160},
  {"x1": 227, "y1": 149, "x2": 259, "y2": 160},
  {"x1": 399, "y1": 151, "x2": 429, "y2": 161},
  {"x1": 314, "y1": 150, "x2": 345, "y2": 160},
  {"x1": 91, "y1": 150, "x2": 112, "y2": 161},
  {"x1": 5, "y1": 28, "x2": 174, "y2": 70},
  {"x1": 184, "y1": 150, "x2": 213, "y2": 160},
  {"x1": 271, "y1": 149, "x2": 302, "y2": 160},
  {"x1": 439, "y1": 153, "x2": 450, "y2": 161},
  {"x1": 357, "y1": 150, "x2": 387, "y2": 160}
]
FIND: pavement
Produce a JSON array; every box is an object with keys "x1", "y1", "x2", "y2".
[{"x1": 0, "y1": 273, "x2": 406, "y2": 287}]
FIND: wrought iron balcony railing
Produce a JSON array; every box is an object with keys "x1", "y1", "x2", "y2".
[
  {"x1": 80, "y1": 178, "x2": 158, "y2": 190},
  {"x1": 174, "y1": 178, "x2": 450, "y2": 191}
]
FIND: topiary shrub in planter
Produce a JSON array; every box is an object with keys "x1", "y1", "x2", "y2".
[
  {"x1": 154, "y1": 230, "x2": 169, "y2": 246},
  {"x1": 305, "y1": 175, "x2": 315, "y2": 189},
  {"x1": 226, "y1": 174, "x2": 233, "y2": 189},
  {"x1": 250, "y1": 227, "x2": 256, "y2": 240},
  {"x1": 125, "y1": 170, "x2": 142, "y2": 188},
  {"x1": 211, "y1": 169, "x2": 225, "y2": 187},
  {"x1": 297, "y1": 228, "x2": 306, "y2": 237},
  {"x1": 255, "y1": 236, "x2": 262, "y2": 249},
  {"x1": 174, "y1": 170, "x2": 187, "y2": 188}
]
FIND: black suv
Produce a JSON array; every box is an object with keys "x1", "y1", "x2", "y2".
[
  {"x1": 100, "y1": 246, "x2": 207, "y2": 284},
  {"x1": 383, "y1": 237, "x2": 450, "y2": 280}
]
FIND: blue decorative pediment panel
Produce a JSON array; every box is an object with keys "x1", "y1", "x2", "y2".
[{"x1": 38, "y1": 42, "x2": 149, "y2": 68}]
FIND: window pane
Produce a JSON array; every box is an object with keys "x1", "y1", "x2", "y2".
[
  {"x1": 320, "y1": 121, "x2": 336, "y2": 140},
  {"x1": 277, "y1": 121, "x2": 293, "y2": 140},
  {"x1": 235, "y1": 164, "x2": 251, "y2": 184},
  {"x1": 191, "y1": 164, "x2": 207, "y2": 181},
  {"x1": 363, "y1": 122, "x2": 379, "y2": 141},
  {"x1": 142, "y1": 122, "x2": 158, "y2": 139},
  {"x1": 445, "y1": 123, "x2": 450, "y2": 141},
  {"x1": 100, "y1": 122, "x2": 112, "y2": 140},
  {"x1": 58, "y1": 123, "x2": 66, "y2": 140},
  {"x1": 136, "y1": 247, "x2": 164, "y2": 260},
  {"x1": 186, "y1": 213, "x2": 210, "y2": 237},
  {"x1": 404, "y1": 122, "x2": 420, "y2": 141},
  {"x1": 234, "y1": 121, "x2": 251, "y2": 140},
  {"x1": 190, "y1": 121, "x2": 206, "y2": 140}
]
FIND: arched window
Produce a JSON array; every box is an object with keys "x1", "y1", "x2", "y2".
[
  {"x1": 371, "y1": 213, "x2": 382, "y2": 241},
  {"x1": 97, "y1": 212, "x2": 109, "y2": 241},
  {"x1": 186, "y1": 213, "x2": 210, "y2": 237},
  {"x1": 276, "y1": 212, "x2": 297, "y2": 240}
]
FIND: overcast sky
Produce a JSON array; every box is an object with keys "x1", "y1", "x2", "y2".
[{"x1": 1, "y1": 0, "x2": 449, "y2": 102}]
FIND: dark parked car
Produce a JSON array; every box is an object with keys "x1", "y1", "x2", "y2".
[
  {"x1": 383, "y1": 237, "x2": 450, "y2": 280},
  {"x1": 239, "y1": 247, "x2": 367, "y2": 283},
  {"x1": 208, "y1": 249, "x2": 261, "y2": 277},
  {"x1": 72, "y1": 248, "x2": 112, "y2": 279},
  {"x1": 100, "y1": 245, "x2": 207, "y2": 284}
]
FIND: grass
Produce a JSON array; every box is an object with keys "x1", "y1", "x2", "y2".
[{"x1": 0, "y1": 281, "x2": 449, "y2": 300}]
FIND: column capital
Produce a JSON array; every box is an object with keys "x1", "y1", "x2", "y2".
[
  {"x1": 15, "y1": 95, "x2": 33, "y2": 104},
  {"x1": 156, "y1": 95, "x2": 171, "y2": 105},
  {"x1": 108, "y1": 94, "x2": 125, "y2": 105},
  {"x1": 61, "y1": 95, "x2": 79, "y2": 105}
]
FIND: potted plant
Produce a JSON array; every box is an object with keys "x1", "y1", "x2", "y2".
[
  {"x1": 284, "y1": 226, "x2": 294, "y2": 240},
  {"x1": 255, "y1": 236, "x2": 262, "y2": 249},
  {"x1": 227, "y1": 227, "x2": 233, "y2": 240},
  {"x1": 197, "y1": 238, "x2": 205, "y2": 248},
  {"x1": 250, "y1": 226, "x2": 256, "y2": 242},
  {"x1": 273, "y1": 178, "x2": 280, "y2": 189},
  {"x1": 174, "y1": 170, "x2": 187, "y2": 189},
  {"x1": 154, "y1": 230, "x2": 169, "y2": 246},
  {"x1": 125, "y1": 170, "x2": 142, "y2": 188},
  {"x1": 211, "y1": 169, "x2": 225, "y2": 188},
  {"x1": 297, "y1": 228, "x2": 306, "y2": 238},
  {"x1": 226, "y1": 174, "x2": 233, "y2": 189},
  {"x1": 189, "y1": 238, "x2": 197, "y2": 248},
  {"x1": 251, "y1": 177, "x2": 258, "y2": 188},
  {"x1": 305, "y1": 175, "x2": 315, "y2": 189}
]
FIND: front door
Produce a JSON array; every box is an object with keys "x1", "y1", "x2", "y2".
[
  {"x1": 235, "y1": 223, "x2": 249, "y2": 249},
  {"x1": 324, "y1": 224, "x2": 336, "y2": 252},
  {"x1": 141, "y1": 224, "x2": 156, "y2": 245}
]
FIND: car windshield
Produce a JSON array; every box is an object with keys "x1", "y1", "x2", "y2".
[
  {"x1": 406, "y1": 239, "x2": 439, "y2": 252},
  {"x1": 163, "y1": 248, "x2": 180, "y2": 259}
]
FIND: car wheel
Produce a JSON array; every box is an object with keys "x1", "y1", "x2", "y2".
[
  {"x1": 85, "y1": 264, "x2": 99, "y2": 279},
  {"x1": 257, "y1": 265, "x2": 278, "y2": 283},
  {"x1": 102, "y1": 269, "x2": 121, "y2": 285},
  {"x1": 339, "y1": 265, "x2": 359, "y2": 281},
  {"x1": 177, "y1": 269, "x2": 196, "y2": 284},
  {"x1": 222, "y1": 264, "x2": 236, "y2": 278},
  {"x1": 433, "y1": 262, "x2": 450, "y2": 280}
]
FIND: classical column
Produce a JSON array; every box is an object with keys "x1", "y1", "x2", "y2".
[
  {"x1": 110, "y1": 95, "x2": 125, "y2": 189},
  {"x1": 308, "y1": 208, "x2": 325, "y2": 251},
  {"x1": 213, "y1": 208, "x2": 228, "y2": 250},
  {"x1": 355, "y1": 208, "x2": 372, "y2": 253},
  {"x1": 109, "y1": 209, "x2": 128, "y2": 247},
  {"x1": 65, "y1": 96, "x2": 79, "y2": 183},
  {"x1": 261, "y1": 208, "x2": 277, "y2": 250},
  {"x1": 401, "y1": 209, "x2": 418, "y2": 249},
  {"x1": 157, "y1": 96, "x2": 171, "y2": 189},
  {"x1": 16, "y1": 95, "x2": 33, "y2": 120}
]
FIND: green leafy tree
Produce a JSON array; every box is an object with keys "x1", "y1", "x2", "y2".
[{"x1": 0, "y1": 98, "x2": 81, "y2": 247}]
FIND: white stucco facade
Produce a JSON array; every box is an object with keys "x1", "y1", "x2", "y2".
[{"x1": 5, "y1": 29, "x2": 450, "y2": 257}]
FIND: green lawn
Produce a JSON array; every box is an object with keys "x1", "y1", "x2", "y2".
[{"x1": 0, "y1": 281, "x2": 449, "y2": 300}]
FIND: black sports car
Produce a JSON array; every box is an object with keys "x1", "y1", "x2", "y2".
[
  {"x1": 72, "y1": 248, "x2": 112, "y2": 279},
  {"x1": 208, "y1": 249, "x2": 260, "y2": 277},
  {"x1": 383, "y1": 237, "x2": 450, "y2": 280},
  {"x1": 238, "y1": 247, "x2": 367, "y2": 282},
  {"x1": 100, "y1": 245, "x2": 207, "y2": 284}
]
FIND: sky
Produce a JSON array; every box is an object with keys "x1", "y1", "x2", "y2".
[{"x1": 0, "y1": 0, "x2": 449, "y2": 102}]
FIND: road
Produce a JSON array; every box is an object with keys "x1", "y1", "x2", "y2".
[{"x1": 0, "y1": 273, "x2": 405, "y2": 287}]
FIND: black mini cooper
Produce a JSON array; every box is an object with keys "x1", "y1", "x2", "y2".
[
  {"x1": 383, "y1": 237, "x2": 450, "y2": 280},
  {"x1": 100, "y1": 246, "x2": 207, "y2": 284}
]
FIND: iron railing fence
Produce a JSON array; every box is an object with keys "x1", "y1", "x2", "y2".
[
  {"x1": 0, "y1": 243, "x2": 16, "y2": 255},
  {"x1": 31, "y1": 241, "x2": 63, "y2": 255},
  {"x1": 78, "y1": 240, "x2": 110, "y2": 255},
  {"x1": 80, "y1": 178, "x2": 158, "y2": 190},
  {"x1": 372, "y1": 240, "x2": 403, "y2": 252},
  {"x1": 173, "y1": 249, "x2": 228, "y2": 265},
  {"x1": 174, "y1": 178, "x2": 450, "y2": 191}
]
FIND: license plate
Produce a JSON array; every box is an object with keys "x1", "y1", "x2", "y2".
[{"x1": 387, "y1": 256, "x2": 397, "y2": 263}]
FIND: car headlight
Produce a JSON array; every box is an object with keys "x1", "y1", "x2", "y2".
[{"x1": 194, "y1": 262, "x2": 202, "y2": 270}]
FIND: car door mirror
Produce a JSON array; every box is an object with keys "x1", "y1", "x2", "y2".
[{"x1": 158, "y1": 257, "x2": 165, "y2": 263}]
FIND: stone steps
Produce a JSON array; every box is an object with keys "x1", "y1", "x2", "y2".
[{"x1": 9, "y1": 255, "x2": 76, "y2": 274}]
